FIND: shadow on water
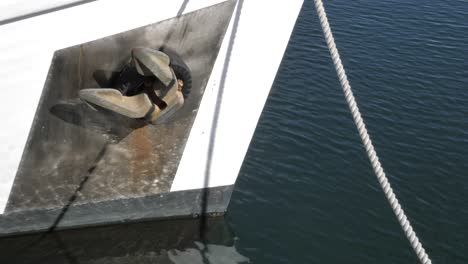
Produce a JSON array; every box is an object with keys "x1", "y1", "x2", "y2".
[{"x1": 0, "y1": 217, "x2": 249, "y2": 264}]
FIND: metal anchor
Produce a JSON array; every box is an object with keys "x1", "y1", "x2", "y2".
[{"x1": 79, "y1": 48, "x2": 188, "y2": 124}]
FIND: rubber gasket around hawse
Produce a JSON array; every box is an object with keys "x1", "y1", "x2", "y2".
[{"x1": 160, "y1": 48, "x2": 192, "y2": 99}]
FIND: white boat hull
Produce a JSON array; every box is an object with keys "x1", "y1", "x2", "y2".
[{"x1": 0, "y1": 0, "x2": 303, "y2": 235}]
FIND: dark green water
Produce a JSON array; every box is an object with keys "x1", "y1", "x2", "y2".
[
  {"x1": 229, "y1": 0, "x2": 467, "y2": 263},
  {"x1": 1, "y1": 1, "x2": 467, "y2": 263}
]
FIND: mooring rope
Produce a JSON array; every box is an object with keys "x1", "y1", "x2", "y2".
[{"x1": 313, "y1": 1, "x2": 432, "y2": 263}]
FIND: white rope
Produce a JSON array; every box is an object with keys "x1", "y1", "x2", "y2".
[{"x1": 313, "y1": 1, "x2": 432, "y2": 263}]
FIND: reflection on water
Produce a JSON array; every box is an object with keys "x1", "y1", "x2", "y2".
[{"x1": 0, "y1": 217, "x2": 249, "y2": 264}]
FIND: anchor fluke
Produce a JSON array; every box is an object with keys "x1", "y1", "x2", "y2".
[
  {"x1": 131, "y1": 47, "x2": 173, "y2": 87},
  {"x1": 79, "y1": 88, "x2": 154, "y2": 118}
]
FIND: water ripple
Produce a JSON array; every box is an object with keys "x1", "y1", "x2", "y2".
[{"x1": 230, "y1": 1, "x2": 468, "y2": 263}]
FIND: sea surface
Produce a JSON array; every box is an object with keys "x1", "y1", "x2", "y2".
[
  {"x1": 2, "y1": 0, "x2": 468, "y2": 263},
  {"x1": 229, "y1": 0, "x2": 467, "y2": 263}
]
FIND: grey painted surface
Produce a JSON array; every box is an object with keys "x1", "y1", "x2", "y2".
[
  {"x1": 0, "y1": 185, "x2": 234, "y2": 236},
  {"x1": 6, "y1": 1, "x2": 235, "y2": 213},
  {"x1": 0, "y1": 216, "x2": 238, "y2": 263}
]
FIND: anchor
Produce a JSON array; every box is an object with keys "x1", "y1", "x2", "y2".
[{"x1": 79, "y1": 47, "x2": 191, "y2": 124}]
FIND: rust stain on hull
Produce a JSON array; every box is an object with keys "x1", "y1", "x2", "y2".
[{"x1": 129, "y1": 126, "x2": 155, "y2": 191}]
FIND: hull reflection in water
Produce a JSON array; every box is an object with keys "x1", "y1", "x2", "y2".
[{"x1": 0, "y1": 217, "x2": 249, "y2": 264}]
